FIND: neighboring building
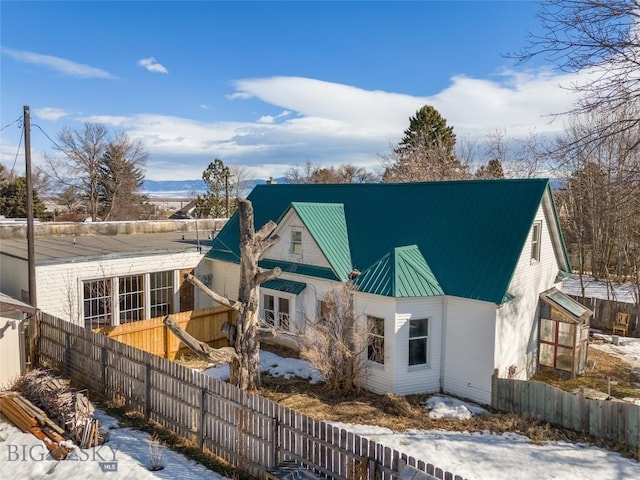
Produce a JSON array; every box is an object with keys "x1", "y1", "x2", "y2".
[
  {"x1": 0, "y1": 293, "x2": 35, "y2": 388},
  {"x1": 0, "y1": 220, "x2": 222, "y2": 329},
  {"x1": 198, "y1": 179, "x2": 590, "y2": 404}
]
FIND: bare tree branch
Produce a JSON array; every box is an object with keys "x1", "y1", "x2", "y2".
[{"x1": 184, "y1": 273, "x2": 243, "y2": 311}]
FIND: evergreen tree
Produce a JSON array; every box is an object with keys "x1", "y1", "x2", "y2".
[
  {"x1": 383, "y1": 105, "x2": 468, "y2": 182},
  {"x1": 0, "y1": 164, "x2": 46, "y2": 218},
  {"x1": 197, "y1": 158, "x2": 232, "y2": 218},
  {"x1": 97, "y1": 139, "x2": 147, "y2": 220},
  {"x1": 475, "y1": 159, "x2": 505, "y2": 179}
]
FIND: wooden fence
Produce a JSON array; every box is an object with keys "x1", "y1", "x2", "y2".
[
  {"x1": 93, "y1": 306, "x2": 234, "y2": 359},
  {"x1": 36, "y1": 313, "x2": 467, "y2": 480},
  {"x1": 491, "y1": 372, "x2": 639, "y2": 451},
  {"x1": 567, "y1": 295, "x2": 640, "y2": 337}
]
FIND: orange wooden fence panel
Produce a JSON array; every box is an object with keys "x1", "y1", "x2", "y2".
[{"x1": 94, "y1": 306, "x2": 234, "y2": 359}]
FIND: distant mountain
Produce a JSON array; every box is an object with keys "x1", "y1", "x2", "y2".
[{"x1": 142, "y1": 177, "x2": 287, "y2": 196}]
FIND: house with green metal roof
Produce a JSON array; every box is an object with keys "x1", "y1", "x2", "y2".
[{"x1": 199, "y1": 179, "x2": 590, "y2": 404}]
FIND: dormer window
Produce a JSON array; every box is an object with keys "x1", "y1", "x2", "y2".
[{"x1": 291, "y1": 229, "x2": 302, "y2": 255}]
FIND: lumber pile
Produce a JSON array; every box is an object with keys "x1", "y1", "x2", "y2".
[
  {"x1": 13, "y1": 369, "x2": 105, "y2": 449},
  {"x1": 0, "y1": 391, "x2": 71, "y2": 460}
]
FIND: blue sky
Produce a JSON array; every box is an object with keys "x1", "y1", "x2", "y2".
[{"x1": 1, "y1": 1, "x2": 583, "y2": 181}]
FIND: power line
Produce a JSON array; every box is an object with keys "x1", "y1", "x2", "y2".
[
  {"x1": 0, "y1": 116, "x2": 22, "y2": 133},
  {"x1": 10, "y1": 127, "x2": 24, "y2": 175},
  {"x1": 31, "y1": 123, "x2": 64, "y2": 151}
]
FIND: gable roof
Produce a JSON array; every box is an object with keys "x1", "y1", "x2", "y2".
[
  {"x1": 208, "y1": 179, "x2": 569, "y2": 304},
  {"x1": 354, "y1": 245, "x2": 444, "y2": 297},
  {"x1": 287, "y1": 202, "x2": 353, "y2": 281}
]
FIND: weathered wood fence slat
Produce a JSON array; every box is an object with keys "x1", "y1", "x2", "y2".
[
  {"x1": 36, "y1": 312, "x2": 467, "y2": 480},
  {"x1": 491, "y1": 372, "x2": 640, "y2": 450}
]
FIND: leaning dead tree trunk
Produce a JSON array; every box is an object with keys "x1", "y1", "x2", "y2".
[
  {"x1": 178, "y1": 197, "x2": 281, "y2": 391},
  {"x1": 163, "y1": 315, "x2": 237, "y2": 363}
]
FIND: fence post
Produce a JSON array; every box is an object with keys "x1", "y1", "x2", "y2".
[
  {"x1": 101, "y1": 346, "x2": 108, "y2": 392},
  {"x1": 64, "y1": 332, "x2": 71, "y2": 377},
  {"x1": 145, "y1": 361, "x2": 152, "y2": 420},
  {"x1": 491, "y1": 368, "x2": 499, "y2": 408},
  {"x1": 198, "y1": 387, "x2": 206, "y2": 448}
]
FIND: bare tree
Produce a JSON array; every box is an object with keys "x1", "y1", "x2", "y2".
[
  {"x1": 511, "y1": 0, "x2": 640, "y2": 152},
  {"x1": 167, "y1": 197, "x2": 282, "y2": 390},
  {"x1": 298, "y1": 284, "x2": 369, "y2": 395},
  {"x1": 46, "y1": 122, "x2": 108, "y2": 221},
  {"x1": 555, "y1": 108, "x2": 640, "y2": 300}
]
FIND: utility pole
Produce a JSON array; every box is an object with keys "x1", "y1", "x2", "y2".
[{"x1": 24, "y1": 105, "x2": 37, "y2": 308}]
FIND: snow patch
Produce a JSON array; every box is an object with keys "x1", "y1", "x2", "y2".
[{"x1": 425, "y1": 395, "x2": 488, "y2": 420}]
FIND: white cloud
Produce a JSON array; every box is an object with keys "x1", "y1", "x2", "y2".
[
  {"x1": 1, "y1": 47, "x2": 116, "y2": 79},
  {"x1": 199, "y1": 104, "x2": 210, "y2": 110},
  {"x1": 80, "y1": 69, "x2": 589, "y2": 180},
  {"x1": 226, "y1": 91, "x2": 252, "y2": 100},
  {"x1": 257, "y1": 110, "x2": 292, "y2": 124},
  {"x1": 33, "y1": 107, "x2": 70, "y2": 121},
  {"x1": 138, "y1": 57, "x2": 169, "y2": 74}
]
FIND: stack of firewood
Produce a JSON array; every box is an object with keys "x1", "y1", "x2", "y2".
[
  {"x1": 13, "y1": 369, "x2": 105, "y2": 449},
  {"x1": 0, "y1": 391, "x2": 71, "y2": 460}
]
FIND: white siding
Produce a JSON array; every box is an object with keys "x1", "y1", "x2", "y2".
[
  {"x1": 495, "y1": 202, "x2": 562, "y2": 380},
  {"x1": 264, "y1": 209, "x2": 332, "y2": 269},
  {"x1": 388, "y1": 296, "x2": 443, "y2": 395},
  {"x1": 443, "y1": 296, "x2": 496, "y2": 405},
  {"x1": 36, "y1": 251, "x2": 203, "y2": 324},
  {"x1": 197, "y1": 258, "x2": 241, "y2": 309},
  {"x1": 0, "y1": 255, "x2": 28, "y2": 301},
  {"x1": 354, "y1": 292, "x2": 399, "y2": 394},
  {"x1": 0, "y1": 311, "x2": 26, "y2": 389}
]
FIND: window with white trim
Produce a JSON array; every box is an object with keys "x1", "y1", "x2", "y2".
[
  {"x1": 291, "y1": 229, "x2": 302, "y2": 254},
  {"x1": 83, "y1": 278, "x2": 112, "y2": 329},
  {"x1": 367, "y1": 316, "x2": 385, "y2": 364},
  {"x1": 408, "y1": 318, "x2": 428, "y2": 366},
  {"x1": 531, "y1": 221, "x2": 542, "y2": 262},
  {"x1": 119, "y1": 275, "x2": 144, "y2": 323},
  {"x1": 150, "y1": 271, "x2": 173, "y2": 318},
  {"x1": 261, "y1": 292, "x2": 292, "y2": 331}
]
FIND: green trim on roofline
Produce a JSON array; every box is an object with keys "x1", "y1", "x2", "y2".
[
  {"x1": 354, "y1": 245, "x2": 444, "y2": 297},
  {"x1": 547, "y1": 184, "x2": 572, "y2": 271},
  {"x1": 290, "y1": 202, "x2": 353, "y2": 281},
  {"x1": 207, "y1": 179, "x2": 568, "y2": 304},
  {"x1": 258, "y1": 259, "x2": 339, "y2": 281}
]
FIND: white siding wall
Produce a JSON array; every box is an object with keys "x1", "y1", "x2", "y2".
[
  {"x1": 264, "y1": 210, "x2": 332, "y2": 269},
  {"x1": 0, "y1": 311, "x2": 26, "y2": 389},
  {"x1": 0, "y1": 255, "x2": 28, "y2": 301},
  {"x1": 443, "y1": 297, "x2": 496, "y2": 405},
  {"x1": 36, "y1": 251, "x2": 203, "y2": 324},
  {"x1": 495, "y1": 203, "x2": 562, "y2": 380},
  {"x1": 354, "y1": 292, "x2": 399, "y2": 394},
  {"x1": 388, "y1": 296, "x2": 443, "y2": 395},
  {"x1": 198, "y1": 258, "x2": 241, "y2": 309}
]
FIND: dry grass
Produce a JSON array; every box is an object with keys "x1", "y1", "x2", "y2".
[
  {"x1": 532, "y1": 346, "x2": 640, "y2": 400},
  {"x1": 257, "y1": 345, "x2": 639, "y2": 459}
]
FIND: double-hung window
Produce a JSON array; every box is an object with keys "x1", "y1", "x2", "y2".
[
  {"x1": 531, "y1": 221, "x2": 541, "y2": 262},
  {"x1": 367, "y1": 316, "x2": 385, "y2": 364},
  {"x1": 291, "y1": 229, "x2": 302, "y2": 254},
  {"x1": 408, "y1": 318, "x2": 429, "y2": 366}
]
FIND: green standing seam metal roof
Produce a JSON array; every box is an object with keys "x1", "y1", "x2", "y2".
[
  {"x1": 354, "y1": 245, "x2": 444, "y2": 297},
  {"x1": 289, "y1": 202, "x2": 353, "y2": 282},
  {"x1": 260, "y1": 279, "x2": 307, "y2": 295},
  {"x1": 208, "y1": 179, "x2": 568, "y2": 304}
]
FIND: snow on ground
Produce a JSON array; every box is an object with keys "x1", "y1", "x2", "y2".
[
  {"x1": 424, "y1": 395, "x2": 487, "y2": 420},
  {"x1": 203, "y1": 350, "x2": 323, "y2": 384},
  {"x1": 561, "y1": 274, "x2": 638, "y2": 304},
  {"x1": 328, "y1": 422, "x2": 640, "y2": 480},
  {"x1": 0, "y1": 410, "x2": 228, "y2": 480},
  {"x1": 591, "y1": 333, "x2": 640, "y2": 404}
]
